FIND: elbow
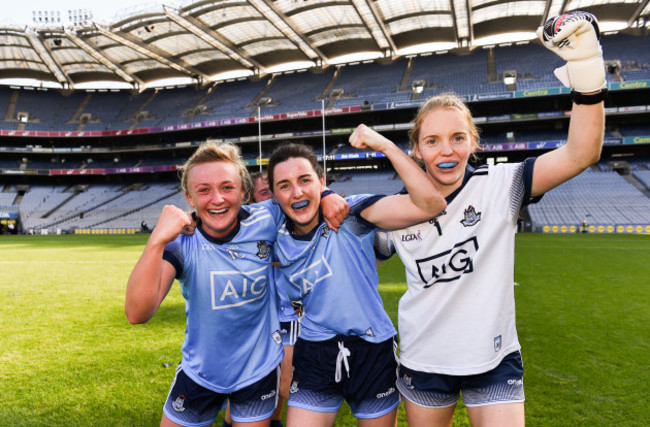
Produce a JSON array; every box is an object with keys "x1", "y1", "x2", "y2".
[
  {"x1": 427, "y1": 197, "x2": 447, "y2": 216},
  {"x1": 589, "y1": 150, "x2": 602, "y2": 166},
  {"x1": 125, "y1": 305, "x2": 151, "y2": 325}
]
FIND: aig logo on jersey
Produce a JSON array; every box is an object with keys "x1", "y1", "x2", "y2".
[
  {"x1": 210, "y1": 264, "x2": 269, "y2": 309},
  {"x1": 415, "y1": 237, "x2": 478, "y2": 287},
  {"x1": 289, "y1": 255, "x2": 333, "y2": 296}
]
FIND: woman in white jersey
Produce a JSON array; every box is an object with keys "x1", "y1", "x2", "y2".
[
  {"x1": 125, "y1": 141, "x2": 346, "y2": 427},
  {"x1": 374, "y1": 11, "x2": 606, "y2": 426}
]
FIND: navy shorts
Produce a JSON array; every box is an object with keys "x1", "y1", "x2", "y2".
[
  {"x1": 397, "y1": 351, "x2": 525, "y2": 408},
  {"x1": 289, "y1": 336, "x2": 400, "y2": 419},
  {"x1": 163, "y1": 365, "x2": 279, "y2": 426},
  {"x1": 280, "y1": 320, "x2": 299, "y2": 346}
]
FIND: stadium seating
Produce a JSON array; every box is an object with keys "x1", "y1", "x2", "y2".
[
  {"x1": 527, "y1": 169, "x2": 650, "y2": 230},
  {"x1": 332, "y1": 59, "x2": 407, "y2": 107},
  {"x1": 256, "y1": 69, "x2": 334, "y2": 114},
  {"x1": 328, "y1": 170, "x2": 404, "y2": 196},
  {"x1": 0, "y1": 34, "x2": 647, "y2": 132}
]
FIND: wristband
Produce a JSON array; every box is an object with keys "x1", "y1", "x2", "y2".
[
  {"x1": 321, "y1": 189, "x2": 335, "y2": 198},
  {"x1": 571, "y1": 88, "x2": 607, "y2": 105}
]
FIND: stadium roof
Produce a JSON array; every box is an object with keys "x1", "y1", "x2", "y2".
[{"x1": 1, "y1": 0, "x2": 649, "y2": 90}]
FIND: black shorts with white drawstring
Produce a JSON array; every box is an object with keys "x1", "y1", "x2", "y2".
[{"x1": 288, "y1": 335, "x2": 400, "y2": 419}]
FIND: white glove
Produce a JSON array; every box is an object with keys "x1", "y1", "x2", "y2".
[{"x1": 537, "y1": 11, "x2": 606, "y2": 93}]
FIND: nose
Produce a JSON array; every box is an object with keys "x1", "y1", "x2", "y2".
[
  {"x1": 291, "y1": 185, "x2": 303, "y2": 199},
  {"x1": 211, "y1": 190, "x2": 225, "y2": 203},
  {"x1": 439, "y1": 140, "x2": 454, "y2": 155}
]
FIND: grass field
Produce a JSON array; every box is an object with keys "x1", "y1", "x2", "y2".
[{"x1": 0, "y1": 233, "x2": 648, "y2": 426}]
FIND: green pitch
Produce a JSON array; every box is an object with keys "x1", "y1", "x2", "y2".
[{"x1": 0, "y1": 234, "x2": 647, "y2": 426}]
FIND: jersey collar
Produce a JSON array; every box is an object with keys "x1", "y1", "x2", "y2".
[{"x1": 195, "y1": 208, "x2": 250, "y2": 244}]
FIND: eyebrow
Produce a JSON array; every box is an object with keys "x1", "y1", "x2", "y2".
[
  {"x1": 422, "y1": 130, "x2": 468, "y2": 139},
  {"x1": 193, "y1": 180, "x2": 235, "y2": 189},
  {"x1": 275, "y1": 173, "x2": 312, "y2": 187}
]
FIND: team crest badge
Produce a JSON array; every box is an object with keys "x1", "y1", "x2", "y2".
[
  {"x1": 401, "y1": 373, "x2": 415, "y2": 390},
  {"x1": 256, "y1": 241, "x2": 271, "y2": 259},
  {"x1": 460, "y1": 205, "x2": 481, "y2": 227},
  {"x1": 290, "y1": 380, "x2": 300, "y2": 394},
  {"x1": 272, "y1": 330, "x2": 282, "y2": 345},
  {"x1": 494, "y1": 335, "x2": 502, "y2": 352},
  {"x1": 172, "y1": 394, "x2": 186, "y2": 412}
]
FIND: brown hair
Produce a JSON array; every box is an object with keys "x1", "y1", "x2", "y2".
[
  {"x1": 180, "y1": 140, "x2": 252, "y2": 203},
  {"x1": 267, "y1": 143, "x2": 323, "y2": 191},
  {"x1": 408, "y1": 92, "x2": 481, "y2": 156}
]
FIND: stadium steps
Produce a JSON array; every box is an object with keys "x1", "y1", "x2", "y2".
[
  {"x1": 398, "y1": 57, "x2": 414, "y2": 92},
  {"x1": 184, "y1": 88, "x2": 214, "y2": 124},
  {"x1": 40, "y1": 192, "x2": 127, "y2": 230},
  {"x1": 69, "y1": 93, "x2": 92, "y2": 123},
  {"x1": 41, "y1": 192, "x2": 78, "y2": 219},
  {"x1": 319, "y1": 67, "x2": 342, "y2": 101},
  {"x1": 129, "y1": 92, "x2": 158, "y2": 129},
  {"x1": 87, "y1": 189, "x2": 182, "y2": 229},
  {"x1": 622, "y1": 174, "x2": 650, "y2": 198},
  {"x1": 487, "y1": 48, "x2": 498, "y2": 82},
  {"x1": 4, "y1": 90, "x2": 18, "y2": 121},
  {"x1": 247, "y1": 76, "x2": 275, "y2": 111}
]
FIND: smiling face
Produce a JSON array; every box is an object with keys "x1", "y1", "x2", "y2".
[
  {"x1": 414, "y1": 108, "x2": 475, "y2": 197},
  {"x1": 185, "y1": 160, "x2": 245, "y2": 239},
  {"x1": 251, "y1": 175, "x2": 272, "y2": 203},
  {"x1": 271, "y1": 156, "x2": 325, "y2": 235}
]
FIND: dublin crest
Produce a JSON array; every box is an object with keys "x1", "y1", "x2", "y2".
[
  {"x1": 460, "y1": 205, "x2": 481, "y2": 227},
  {"x1": 172, "y1": 394, "x2": 186, "y2": 412},
  {"x1": 256, "y1": 241, "x2": 271, "y2": 259}
]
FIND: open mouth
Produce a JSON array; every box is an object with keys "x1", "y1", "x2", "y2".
[
  {"x1": 208, "y1": 208, "x2": 228, "y2": 215},
  {"x1": 438, "y1": 162, "x2": 458, "y2": 169},
  {"x1": 291, "y1": 200, "x2": 309, "y2": 210}
]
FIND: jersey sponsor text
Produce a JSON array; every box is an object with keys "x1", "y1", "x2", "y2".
[{"x1": 415, "y1": 237, "x2": 478, "y2": 287}]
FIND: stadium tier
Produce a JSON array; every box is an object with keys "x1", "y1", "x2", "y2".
[
  {"x1": 1, "y1": 33, "x2": 649, "y2": 235},
  {"x1": 0, "y1": 34, "x2": 645, "y2": 132}
]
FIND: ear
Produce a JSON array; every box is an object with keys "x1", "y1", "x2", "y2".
[
  {"x1": 413, "y1": 144, "x2": 423, "y2": 160},
  {"x1": 185, "y1": 192, "x2": 195, "y2": 209},
  {"x1": 320, "y1": 174, "x2": 326, "y2": 190}
]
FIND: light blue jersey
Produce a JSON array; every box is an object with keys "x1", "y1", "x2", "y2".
[
  {"x1": 273, "y1": 267, "x2": 300, "y2": 323},
  {"x1": 273, "y1": 194, "x2": 396, "y2": 343},
  {"x1": 163, "y1": 199, "x2": 285, "y2": 393}
]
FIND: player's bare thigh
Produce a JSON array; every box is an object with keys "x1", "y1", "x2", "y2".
[{"x1": 466, "y1": 402, "x2": 524, "y2": 427}]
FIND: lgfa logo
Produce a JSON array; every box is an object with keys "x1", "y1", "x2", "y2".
[{"x1": 401, "y1": 230, "x2": 422, "y2": 242}]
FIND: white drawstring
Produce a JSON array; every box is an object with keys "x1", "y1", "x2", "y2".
[{"x1": 334, "y1": 341, "x2": 351, "y2": 383}]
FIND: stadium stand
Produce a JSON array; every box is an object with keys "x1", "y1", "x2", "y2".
[
  {"x1": 328, "y1": 170, "x2": 404, "y2": 196},
  {"x1": 1, "y1": 33, "x2": 649, "y2": 234},
  {"x1": 192, "y1": 78, "x2": 270, "y2": 122},
  {"x1": 332, "y1": 59, "x2": 408, "y2": 107},
  {"x1": 527, "y1": 169, "x2": 650, "y2": 230},
  {"x1": 256, "y1": 69, "x2": 335, "y2": 114}
]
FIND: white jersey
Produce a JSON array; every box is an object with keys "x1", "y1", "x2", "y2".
[{"x1": 375, "y1": 159, "x2": 539, "y2": 375}]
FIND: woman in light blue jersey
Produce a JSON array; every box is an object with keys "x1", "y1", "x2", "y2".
[
  {"x1": 266, "y1": 126, "x2": 447, "y2": 427},
  {"x1": 125, "y1": 141, "x2": 347, "y2": 427},
  {"x1": 222, "y1": 171, "x2": 298, "y2": 427}
]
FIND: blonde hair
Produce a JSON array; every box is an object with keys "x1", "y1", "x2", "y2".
[
  {"x1": 408, "y1": 92, "x2": 481, "y2": 156},
  {"x1": 180, "y1": 140, "x2": 252, "y2": 204}
]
